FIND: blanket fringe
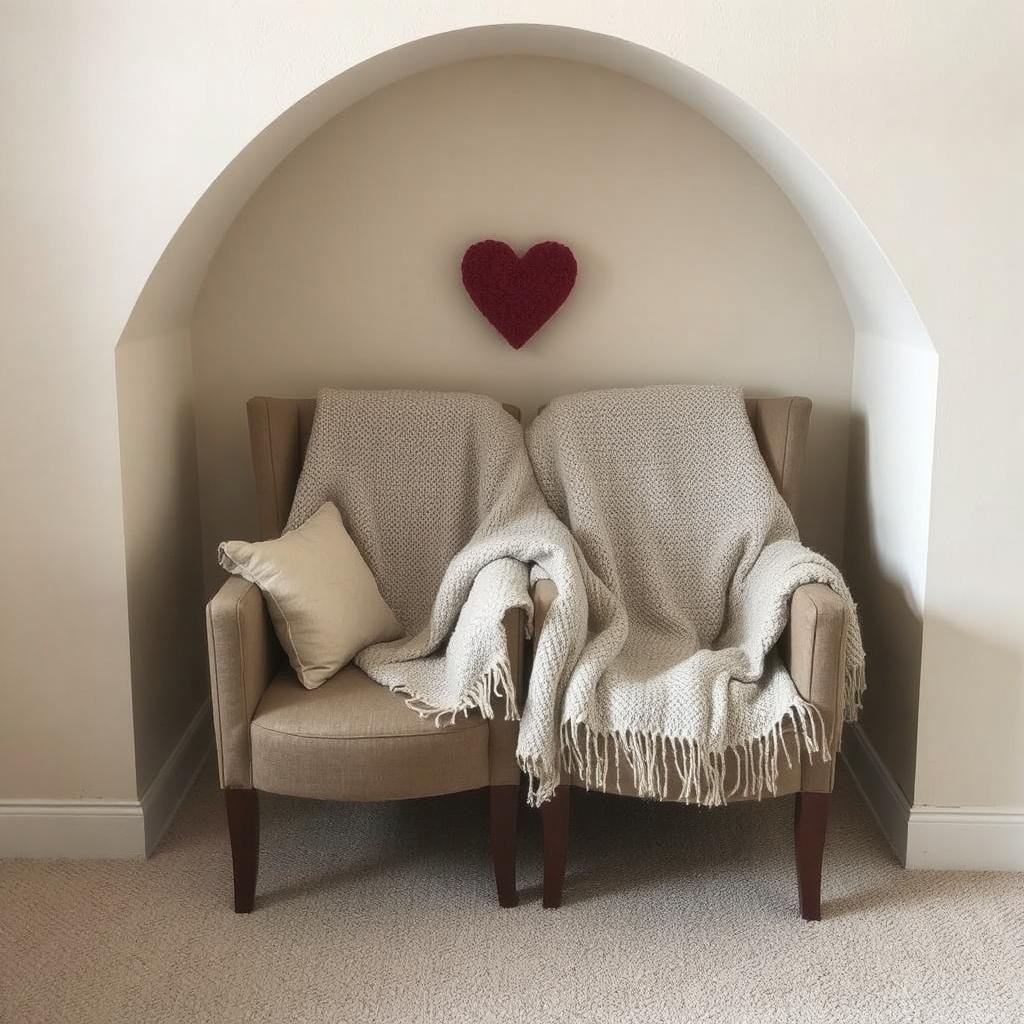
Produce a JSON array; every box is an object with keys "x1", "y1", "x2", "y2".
[
  {"x1": 520, "y1": 600, "x2": 865, "y2": 808},
  {"x1": 403, "y1": 656, "x2": 520, "y2": 726},
  {"x1": 536, "y1": 699, "x2": 830, "y2": 807},
  {"x1": 519, "y1": 753, "x2": 560, "y2": 807},
  {"x1": 842, "y1": 610, "x2": 867, "y2": 723}
]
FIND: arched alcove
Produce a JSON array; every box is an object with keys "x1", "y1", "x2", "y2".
[
  {"x1": 192, "y1": 54, "x2": 854, "y2": 572},
  {"x1": 115, "y1": 25, "x2": 935, "y2": 813}
]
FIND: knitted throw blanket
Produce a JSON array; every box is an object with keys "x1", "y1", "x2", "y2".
[
  {"x1": 286, "y1": 388, "x2": 598, "y2": 743},
  {"x1": 524, "y1": 385, "x2": 865, "y2": 805}
]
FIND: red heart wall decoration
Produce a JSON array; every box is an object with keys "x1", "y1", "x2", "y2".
[{"x1": 461, "y1": 240, "x2": 577, "y2": 349}]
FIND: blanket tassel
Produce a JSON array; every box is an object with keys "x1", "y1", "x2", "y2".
[
  {"x1": 402, "y1": 656, "x2": 520, "y2": 726},
  {"x1": 548, "y1": 699, "x2": 831, "y2": 807}
]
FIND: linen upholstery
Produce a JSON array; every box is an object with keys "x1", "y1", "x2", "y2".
[
  {"x1": 530, "y1": 396, "x2": 845, "y2": 799},
  {"x1": 206, "y1": 577, "x2": 276, "y2": 789},
  {"x1": 208, "y1": 396, "x2": 526, "y2": 798},
  {"x1": 785, "y1": 583, "x2": 849, "y2": 793},
  {"x1": 250, "y1": 665, "x2": 491, "y2": 801},
  {"x1": 247, "y1": 397, "x2": 317, "y2": 542},
  {"x1": 743, "y1": 396, "x2": 811, "y2": 515}
]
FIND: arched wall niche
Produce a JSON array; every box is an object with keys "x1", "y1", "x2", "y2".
[
  {"x1": 193, "y1": 54, "x2": 855, "y2": 572},
  {"x1": 120, "y1": 25, "x2": 930, "y2": 347},
  {"x1": 115, "y1": 25, "x2": 935, "y2": 816}
]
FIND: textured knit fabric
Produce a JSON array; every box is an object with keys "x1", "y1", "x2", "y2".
[
  {"x1": 525, "y1": 385, "x2": 865, "y2": 805},
  {"x1": 285, "y1": 389, "x2": 600, "y2": 751}
]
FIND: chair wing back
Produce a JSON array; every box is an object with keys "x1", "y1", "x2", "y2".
[
  {"x1": 246, "y1": 396, "x2": 522, "y2": 539},
  {"x1": 246, "y1": 397, "x2": 317, "y2": 540},
  {"x1": 743, "y1": 396, "x2": 812, "y2": 513}
]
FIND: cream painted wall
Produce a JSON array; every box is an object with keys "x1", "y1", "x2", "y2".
[
  {"x1": 1, "y1": 2, "x2": 1021, "y2": 831},
  {"x1": 115, "y1": 330, "x2": 207, "y2": 793},
  {"x1": 0, "y1": 337, "x2": 137, "y2": 801},
  {"x1": 192, "y1": 56, "x2": 852, "y2": 580}
]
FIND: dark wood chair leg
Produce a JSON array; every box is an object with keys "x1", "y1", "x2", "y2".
[
  {"x1": 794, "y1": 791, "x2": 829, "y2": 921},
  {"x1": 542, "y1": 785, "x2": 570, "y2": 909},
  {"x1": 489, "y1": 785, "x2": 519, "y2": 908},
  {"x1": 224, "y1": 788, "x2": 259, "y2": 913}
]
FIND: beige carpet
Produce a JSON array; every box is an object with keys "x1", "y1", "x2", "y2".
[{"x1": 2, "y1": 763, "x2": 1022, "y2": 1024}]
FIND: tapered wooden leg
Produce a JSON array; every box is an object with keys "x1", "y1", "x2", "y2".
[
  {"x1": 795, "y1": 791, "x2": 829, "y2": 921},
  {"x1": 542, "y1": 785, "x2": 570, "y2": 909},
  {"x1": 224, "y1": 788, "x2": 259, "y2": 913},
  {"x1": 489, "y1": 785, "x2": 519, "y2": 908}
]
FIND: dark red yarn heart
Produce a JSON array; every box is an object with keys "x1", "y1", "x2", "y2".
[{"x1": 461, "y1": 240, "x2": 577, "y2": 349}]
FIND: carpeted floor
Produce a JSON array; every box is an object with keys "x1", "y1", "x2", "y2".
[{"x1": 2, "y1": 763, "x2": 1022, "y2": 1024}]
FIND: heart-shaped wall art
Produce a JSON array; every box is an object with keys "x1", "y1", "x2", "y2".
[{"x1": 461, "y1": 240, "x2": 577, "y2": 349}]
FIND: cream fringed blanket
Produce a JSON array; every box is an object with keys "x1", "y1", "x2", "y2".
[
  {"x1": 525, "y1": 385, "x2": 865, "y2": 805},
  {"x1": 286, "y1": 389, "x2": 607, "y2": 754}
]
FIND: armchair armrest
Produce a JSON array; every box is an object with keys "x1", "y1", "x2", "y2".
[
  {"x1": 489, "y1": 585, "x2": 557, "y2": 782},
  {"x1": 515, "y1": 578, "x2": 567, "y2": 789},
  {"x1": 206, "y1": 576, "x2": 277, "y2": 789},
  {"x1": 531, "y1": 578, "x2": 559, "y2": 639},
  {"x1": 783, "y1": 582, "x2": 849, "y2": 790}
]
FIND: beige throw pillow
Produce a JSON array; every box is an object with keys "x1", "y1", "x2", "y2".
[{"x1": 218, "y1": 502, "x2": 403, "y2": 689}]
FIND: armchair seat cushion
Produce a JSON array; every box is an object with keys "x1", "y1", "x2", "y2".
[{"x1": 250, "y1": 665, "x2": 490, "y2": 801}]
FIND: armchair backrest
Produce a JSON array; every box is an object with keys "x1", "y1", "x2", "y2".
[
  {"x1": 246, "y1": 397, "x2": 522, "y2": 539},
  {"x1": 246, "y1": 394, "x2": 810, "y2": 540},
  {"x1": 743, "y1": 396, "x2": 812, "y2": 514},
  {"x1": 246, "y1": 397, "x2": 316, "y2": 540}
]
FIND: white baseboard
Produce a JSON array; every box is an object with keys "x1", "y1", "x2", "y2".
[
  {"x1": 841, "y1": 721, "x2": 911, "y2": 863},
  {"x1": 0, "y1": 699, "x2": 212, "y2": 860},
  {"x1": 140, "y1": 698, "x2": 214, "y2": 855},
  {"x1": 0, "y1": 798, "x2": 145, "y2": 859},
  {"x1": 907, "y1": 806, "x2": 1024, "y2": 871},
  {"x1": 842, "y1": 721, "x2": 1024, "y2": 871}
]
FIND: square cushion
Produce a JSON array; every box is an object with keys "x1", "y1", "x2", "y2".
[{"x1": 218, "y1": 502, "x2": 402, "y2": 689}]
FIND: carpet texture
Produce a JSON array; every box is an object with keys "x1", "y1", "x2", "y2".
[{"x1": 2, "y1": 763, "x2": 1021, "y2": 1024}]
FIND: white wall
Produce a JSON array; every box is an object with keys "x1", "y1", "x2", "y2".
[
  {"x1": 0, "y1": 0, "x2": 137, "y2": 799},
  {"x1": 1, "y1": 3, "x2": 1021, "y2": 860},
  {"x1": 192, "y1": 56, "x2": 852, "y2": 580}
]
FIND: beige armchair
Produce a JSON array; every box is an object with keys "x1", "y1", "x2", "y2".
[
  {"x1": 535, "y1": 397, "x2": 850, "y2": 920},
  {"x1": 206, "y1": 397, "x2": 525, "y2": 912}
]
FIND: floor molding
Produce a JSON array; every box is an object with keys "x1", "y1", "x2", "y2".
[
  {"x1": 841, "y1": 721, "x2": 911, "y2": 864},
  {"x1": 0, "y1": 700, "x2": 212, "y2": 860},
  {"x1": 0, "y1": 798, "x2": 145, "y2": 859},
  {"x1": 842, "y1": 722, "x2": 1024, "y2": 871},
  {"x1": 907, "y1": 805, "x2": 1024, "y2": 871},
  {"x1": 140, "y1": 698, "x2": 214, "y2": 856}
]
